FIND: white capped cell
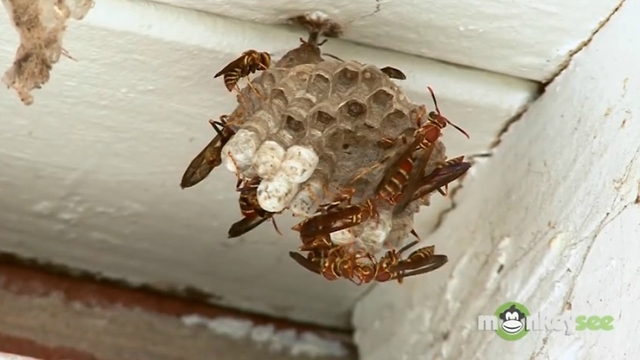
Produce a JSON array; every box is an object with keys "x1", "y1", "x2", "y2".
[
  {"x1": 279, "y1": 145, "x2": 319, "y2": 184},
  {"x1": 221, "y1": 129, "x2": 261, "y2": 174},
  {"x1": 288, "y1": 177, "x2": 326, "y2": 217},
  {"x1": 357, "y1": 210, "x2": 393, "y2": 254},
  {"x1": 243, "y1": 165, "x2": 258, "y2": 180},
  {"x1": 383, "y1": 214, "x2": 415, "y2": 250},
  {"x1": 252, "y1": 140, "x2": 286, "y2": 180},
  {"x1": 257, "y1": 173, "x2": 299, "y2": 213},
  {"x1": 330, "y1": 228, "x2": 356, "y2": 246}
]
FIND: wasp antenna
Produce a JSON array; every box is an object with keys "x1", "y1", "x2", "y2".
[
  {"x1": 449, "y1": 120, "x2": 470, "y2": 139},
  {"x1": 427, "y1": 86, "x2": 440, "y2": 115},
  {"x1": 427, "y1": 86, "x2": 470, "y2": 139}
]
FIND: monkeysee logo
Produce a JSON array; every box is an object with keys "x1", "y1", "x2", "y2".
[{"x1": 477, "y1": 302, "x2": 614, "y2": 341}]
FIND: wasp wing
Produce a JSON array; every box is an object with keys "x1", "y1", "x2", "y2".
[
  {"x1": 180, "y1": 135, "x2": 223, "y2": 189},
  {"x1": 392, "y1": 145, "x2": 435, "y2": 216},
  {"x1": 380, "y1": 66, "x2": 407, "y2": 80},
  {"x1": 214, "y1": 55, "x2": 245, "y2": 78},
  {"x1": 411, "y1": 161, "x2": 471, "y2": 201},
  {"x1": 289, "y1": 251, "x2": 322, "y2": 275},
  {"x1": 228, "y1": 216, "x2": 270, "y2": 238}
]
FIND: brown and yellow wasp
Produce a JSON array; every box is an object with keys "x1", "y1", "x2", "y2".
[
  {"x1": 214, "y1": 50, "x2": 271, "y2": 98},
  {"x1": 292, "y1": 198, "x2": 379, "y2": 239},
  {"x1": 228, "y1": 177, "x2": 281, "y2": 238},
  {"x1": 380, "y1": 87, "x2": 469, "y2": 214},
  {"x1": 290, "y1": 239, "x2": 448, "y2": 285},
  {"x1": 368, "y1": 242, "x2": 448, "y2": 284}
]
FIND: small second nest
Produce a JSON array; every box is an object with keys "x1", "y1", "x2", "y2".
[
  {"x1": 219, "y1": 47, "x2": 448, "y2": 255},
  {"x1": 1, "y1": 0, "x2": 94, "y2": 105}
]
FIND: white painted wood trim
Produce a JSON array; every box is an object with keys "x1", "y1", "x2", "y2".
[
  {"x1": 152, "y1": 0, "x2": 624, "y2": 82},
  {"x1": 353, "y1": 0, "x2": 640, "y2": 358},
  {"x1": 0, "y1": 0, "x2": 538, "y2": 328}
]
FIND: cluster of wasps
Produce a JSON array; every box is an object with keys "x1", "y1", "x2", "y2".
[
  {"x1": 287, "y1": 90, "x2": 471, "y2": 284},
  {"x1": 181, "y1": 22, "x2": 472, "y2": 286}
]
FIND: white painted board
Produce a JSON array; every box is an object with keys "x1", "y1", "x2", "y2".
[
  {"x1": 1, "y1": 0, "x2": 536, "y2": 328},
  {"x1": 354, "y1": 0, "x2": 640, "y2": 357},
  {"x1": 154, "y1": 0, "x2": 623, "y2": 81}
]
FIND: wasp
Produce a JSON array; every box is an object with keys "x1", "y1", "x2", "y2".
[
  {"x1": 292, "y1": 198, "x2": 378, "y2": 238},
  {"x1": 371, "y1": 117, "x2": 438, "y2": 206},
  {"x1": 350, "y1": 240, "x2": 415, "y2": 284},
  {"x1": 384, "y1": 87, "x2": 470, "y2": 214},
  {"x1": 374, "y1": 243, "x2": 434, "y2": 283},
  {"x1": 355, "y1": 242, "x2": 448, "y2": 284},
  {"x1": 407, "y1": 87, "x2": 469, "y2": 158},
  {"x1": 289, "y1": 246, "x2": 363, "y2": 284},
  {"x1": 375, "y1": 142, "x2": 435, "y2": 206},
  {"x1": 292, "y1": 239, "x2": 447, "y2": 285},
  {"x1": 180, "y1": 115, "x2": 235, "y2": 189},
  {"x1": 227, "y1": 177, "x2": 282, "y2": 238},
  {"x1": 353, "y1": 88, "x2": 467, "y2": 206},
  {"x1": 214, "y1": 50, "x2": 271, "y2": 98},
  {"x1": 392, "y1": 249, "x2": 448, "y2": 283}
]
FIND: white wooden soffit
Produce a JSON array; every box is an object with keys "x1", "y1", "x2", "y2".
[
  {"x1": 2, "y1": 0, "x2": 534, "y2": 328},
  {"x1": 152, "y1": 0, "x2": 624, "y2": 82}
]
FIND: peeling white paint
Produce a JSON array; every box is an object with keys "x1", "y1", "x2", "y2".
[{"x1": 182, "y1": 315, "x2": 349, "y2": 358}]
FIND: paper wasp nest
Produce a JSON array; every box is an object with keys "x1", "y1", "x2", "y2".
[{"x1": 221, "y1": 50, "x2": 447, "y2": 254}]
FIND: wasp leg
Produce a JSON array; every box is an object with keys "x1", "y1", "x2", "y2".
[
  {"x1": 245, "y1": 76, "x2": 263, "y2": 99},
  {"x1": 271, "y1": 217, "x2": 283, "y2": 236},
  {"x1": 226, "y1": 151, "x2": 244, "y2": 188},
  {"x1": 233, "y1": 86, "x2": 252, "y2": 110},
  {"x1": 410, "y1": 229, "x2": 421, "y2": 241}
]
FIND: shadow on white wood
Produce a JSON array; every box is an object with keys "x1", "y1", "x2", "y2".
[{"x1": 153, "y1": 0, "x2": 623, "y2": 81}]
